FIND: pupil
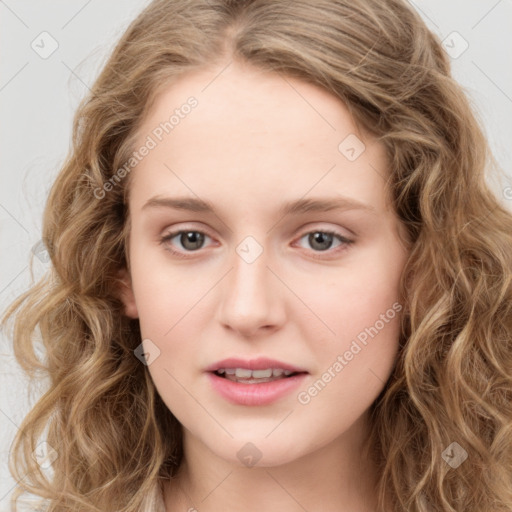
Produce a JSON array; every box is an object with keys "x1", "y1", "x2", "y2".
[
  {"x1": 309, "y1": 232, "x2": 333, "y2": 251},
  {"x1": 181, "y1": 231, "x2": 204, "y2": 250}
]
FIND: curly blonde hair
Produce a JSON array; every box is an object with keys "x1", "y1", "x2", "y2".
[{"x1": 3, "y1": 0, "x2": 512, "y2": 511}]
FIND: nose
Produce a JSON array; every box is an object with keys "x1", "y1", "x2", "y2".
[{"x1": 215, "y1": 242, "x2": 286, "y2": 338}]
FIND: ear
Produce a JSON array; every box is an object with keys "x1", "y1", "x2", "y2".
[{"x1": 116, "y1": 268, "x2": 139, "y2": 319}]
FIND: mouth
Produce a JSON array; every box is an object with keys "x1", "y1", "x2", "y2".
[{"x1": 211, "y1": 368, "x2": 307, "y2": 384}]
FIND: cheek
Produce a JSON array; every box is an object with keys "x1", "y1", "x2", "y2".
[
  {"x1": 296, "y1": 260, "x2": 402, "y2": 342},
  {"x1": 297, "y1": 303, "x2": 401, "y2": 427},
  {"x1": 295, "y1": 256, "x2": 403, "y2": 388},
  {"x1": 129, "y1": 250, "x2": 207, "y2": 337},
  {"x1": 128, "y1": 253, "x2": 207, "y2": 388}
]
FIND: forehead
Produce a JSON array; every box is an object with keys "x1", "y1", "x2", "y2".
[
  {"x1": 129, "y1": 62, "x2": 391, "y2": 214},
  {"x1": 138, "y1": 61, "x2": 366, "y2": 149}
]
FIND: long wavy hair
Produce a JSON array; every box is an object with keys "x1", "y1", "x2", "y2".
[{"x1": 3, "y1": 0, "x2": 512, "y2": 511}]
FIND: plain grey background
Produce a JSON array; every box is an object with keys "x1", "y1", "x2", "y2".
[{"x1": 1, "y1": 1, "x2": 511, "y2": 509}]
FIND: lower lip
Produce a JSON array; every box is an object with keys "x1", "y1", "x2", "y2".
[{"x1": 206, "y1": 372, "x2": 308, "y2": 406}]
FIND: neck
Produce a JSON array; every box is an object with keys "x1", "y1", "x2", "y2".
[{"x1": 164, "y1": 412, "x2": 380, "y2": 512}]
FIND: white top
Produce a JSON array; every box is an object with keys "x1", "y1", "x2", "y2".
[{"x1": 142, "y1": 480, "x2": 167, "y2": 512}]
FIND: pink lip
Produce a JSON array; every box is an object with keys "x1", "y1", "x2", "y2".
[
  {"x1": 204, "y1": 357, "x2": 308, "y2": 373},
  {"x1": 206, "y1": 372, "x2": 308, "y2": 406}
]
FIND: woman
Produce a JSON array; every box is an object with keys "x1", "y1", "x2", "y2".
[{"x1": 3, "y1": 1, "x2": 512, "y2": 511}]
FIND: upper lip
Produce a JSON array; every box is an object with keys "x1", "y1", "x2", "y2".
[{"x1": 205, "y1": 357, "x2": 308, "y2": 373}]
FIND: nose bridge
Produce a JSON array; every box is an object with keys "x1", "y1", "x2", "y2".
[{"x1": 216, "y1": 234, "x2": 284, "y2": 335}]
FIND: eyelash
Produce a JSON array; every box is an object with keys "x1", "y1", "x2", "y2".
[{"x1": 159, "y1": 228, "x2": 354, "y2": 260}]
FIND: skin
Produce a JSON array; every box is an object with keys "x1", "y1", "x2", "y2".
[{"x1": 119, "y1": 59, "x2": 410, "y2": 512}]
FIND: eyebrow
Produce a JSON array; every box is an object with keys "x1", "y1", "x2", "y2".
[{"x1": 142, "y1": 195, "x2": 377, "y2": 216}]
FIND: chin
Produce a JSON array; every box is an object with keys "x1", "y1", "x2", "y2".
[{"x1": 205, "y1": 434, "x2": 306, "y2": 469}]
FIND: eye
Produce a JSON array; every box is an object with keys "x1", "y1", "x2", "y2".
[
  {"x1": 294, "y1": 229, "x2": 354, "y2": 257},
  {"x1": 160, "y1": 229, "x2": 213, "y2": 257},
  {"x1": 159, "y1": 228, "x2": 354, "y2": 259}
]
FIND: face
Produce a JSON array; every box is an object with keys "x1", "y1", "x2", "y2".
[{"x1": 120, "y1": 61, "x2": 409, "y2": 467}]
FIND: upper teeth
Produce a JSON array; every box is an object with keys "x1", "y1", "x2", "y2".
[{"x1": 217, "y1": 368, "x2": 294, "y2": 378}]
